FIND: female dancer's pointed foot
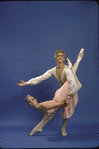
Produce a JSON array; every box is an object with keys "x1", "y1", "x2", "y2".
[
  {"x1": 77, "y1": 48, "x2": 84, "y2": 62},
  {"x1": 29, "y1": 128, "x2": 43, "y2": 136}
]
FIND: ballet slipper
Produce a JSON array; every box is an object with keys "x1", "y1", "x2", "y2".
[
  {"x1": 61, "y1": 128, "x2": 67, "y2": 136},
  {"x1": 61, "y1": 119, "x2": 68, "y2": 136},
  {"x1": 77, "y1": 48, "x2": 84, "y2": 62},
  {"x1": 30, "y1": 127, "x2": 43, "y2": 136}
]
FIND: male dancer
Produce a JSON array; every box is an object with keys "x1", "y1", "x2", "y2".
[{"x1": 17, "y1": 48, "x2": 84, "y2": 136}]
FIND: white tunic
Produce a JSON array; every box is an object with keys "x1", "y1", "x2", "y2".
[{"x1": 26, "y1": 65, "x2": 77, "y2": 97}]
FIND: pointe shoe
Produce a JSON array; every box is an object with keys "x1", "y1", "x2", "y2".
[
  {"x1": 29, "y1": 128, "x2": 43, "y2": 136},
  {"x1": 66, "y1": 58, "x2": 72, "y2": 68},
  {"x1": 77, "y1": 48, "x2": 84, "y2": 62},
  {"x1": 61, "y1": 128, "x2": 67, "y2": 136}
]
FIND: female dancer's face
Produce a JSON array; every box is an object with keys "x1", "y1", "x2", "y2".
[{"x1": 26, "y1": 96, "x2": 37, "y2": 107}]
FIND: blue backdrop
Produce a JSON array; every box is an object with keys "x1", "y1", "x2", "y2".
[{"x1": 0, "y1": 1, "x2": 99, "y2": 148}]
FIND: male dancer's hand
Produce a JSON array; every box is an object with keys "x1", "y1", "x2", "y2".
[{"x1": 17, "y1": 80, "x2": 27, "y2": 87}]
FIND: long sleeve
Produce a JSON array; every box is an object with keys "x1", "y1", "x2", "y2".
[
  {"x1": 65, "y1": 68, "x2": 77, "y2": 96},
  {"x1": 26, "y1": 68, "x2": 54, "y2": 85}
]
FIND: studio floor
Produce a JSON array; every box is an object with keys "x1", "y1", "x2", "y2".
[{"x1": 0, "y1": 123, "x2": 99, "y2": 148}]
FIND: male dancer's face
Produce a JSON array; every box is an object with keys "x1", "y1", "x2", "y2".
[{"x1": 55, "y1": 53, "x2": 65, "y2": 63}]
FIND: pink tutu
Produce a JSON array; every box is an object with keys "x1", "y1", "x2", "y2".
[
  {"x1": 47, "y1": 81, "x2": 78, "y2": 119},
  {"x1": 61, "y1": 92, "x2": 78, "y2": 119}
]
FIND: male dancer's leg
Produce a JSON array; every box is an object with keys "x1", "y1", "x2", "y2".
[
  {"x1": 30, "y1": 113, "x2": 54, "y2": 136},
  {"x1": 61, "y1": 119, "x2": 69, "y2": 136},
  {"x1": 61, "y1": 48, "x2": 84, "y2": 136}
]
